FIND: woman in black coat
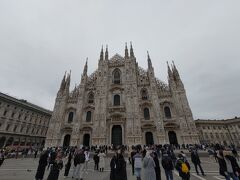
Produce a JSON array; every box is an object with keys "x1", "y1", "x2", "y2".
[
  {"x1": 64, "y1": 151, "x2": 73, "y2": 178},
  {"x1": 153, "y1": 152, "x2": 161, "y2": 180},
  {"x1": 110, "y1": 151, "x2": 127, "y2": 180},
  {"x1": 47, "y1": 152, "x2": 63, "y2": 180},
  {"x1": 35, "y1": 150, "x2": 49, "y2": 180}
]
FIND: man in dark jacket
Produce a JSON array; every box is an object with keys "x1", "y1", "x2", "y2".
[
  {"x1": 161, "y1": 152, "x2": 173, "y2": 180},
  {"x1": 191, "y1": 149, "x2": 206, "y2": 176}
]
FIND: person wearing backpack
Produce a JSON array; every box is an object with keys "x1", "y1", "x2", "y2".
[
  {"x1": 175, "y1": 154, "x2": 191, "y2": 180},
  {"x1": 161, "y1": 151, "x2": 174, "y2": 180}
]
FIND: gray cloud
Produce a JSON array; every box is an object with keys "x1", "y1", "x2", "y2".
[{"x1": 0, "y1": 0, "x2": 239, "y2": 119}]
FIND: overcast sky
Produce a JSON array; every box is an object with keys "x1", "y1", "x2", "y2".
[{"x1": 0, "y1": 0, "x2": 239, "y2": 120}]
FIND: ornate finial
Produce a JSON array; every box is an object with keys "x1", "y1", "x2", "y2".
[
  {"x1": 100, "y1": 46, "x2": 104, "y2": 61},
  {"x1": 147, "y1": 51, "x2": 152, "y2": 68},
  {"x1": 83, "y1": 58, "x2": 88, "y2": 75},
  {"x1": 105, "y1": 45, "x2": 108, "y2": 60},
  {"x1": 130, "y1": 41, "x2": 134, "y2": 58},
  {"x1": 125, "y1": 42, "x2": 129, "y2": 59}
]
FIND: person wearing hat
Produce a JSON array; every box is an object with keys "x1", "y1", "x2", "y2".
[{"x1": 175, "y1": 154, "x2": 191, "y2": 180}]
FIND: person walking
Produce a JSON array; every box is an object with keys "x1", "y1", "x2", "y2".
[
  {"x1": 110, "y1": 149, "x2": 127, "y2": 180},
  {"x1": 232, "y1": 149, "x2": 240, "y2": 179},
  {"x1": 217, "y1": 150, "x2": 239, "y2": 180},
  {"x1": 64, "y1": 150, "x2": 73, "y2": 178},
  {"x1": 175, "y1": 154, "x2": 191, "y2": 180},
  {"x1": 84, "y1": 149, "x2": 90, "y2": 174},
  {"x1": 191, "y1": 149, "x2": 206, "y2": 176},
  {"x1": 93, "y1": 151, "x2": 99, "y2": 170},
  {"x1": 47, "y1": 152, "x2": 63, "y2": 180},
  {"x1": 161, "y1": 151, "x2": 174, "y2": 180},
  {"x1": 133, "y1": 149, "x2": 142, "y2": 180},
  {"x1": 73, "y1": 149, "x2": 85, "y2": 180},
  {"x1": 98, "y1": 150, "x2": 106, "y2": 172},
  {"x1": 0, "y1": 150, "x2": 5, "y2": 167},
  {"x1": 35, "y1": 150, "x2": 49, "y2": 180},
  {"x1": 153, "y1": 152, "x2": 161, "y2": 180},
  {"x1": 130, "y1": 147, "x2": 137, "y2": 175},
  {"x1": 143, "y1": 150, "x2": 156, "y2": 180}
]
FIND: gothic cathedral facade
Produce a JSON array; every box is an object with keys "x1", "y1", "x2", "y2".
[{"x1": 45, "y1": 44, "x2": 199, "y2": 147}]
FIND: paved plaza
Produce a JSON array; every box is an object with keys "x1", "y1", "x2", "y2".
[{"x1": 0, "y1": 156, "x2": 227, "y2": 180}]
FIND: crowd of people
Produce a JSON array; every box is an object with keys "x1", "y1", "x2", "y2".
[{"x1": 0, "y1": 143, "x2": 240, "y2": 180}]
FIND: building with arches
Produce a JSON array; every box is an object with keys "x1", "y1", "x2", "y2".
[
  {"x1": 0, "y1": 92, "x2": 52, "y2": 148},
  {"x1": 46, "y1": 44, "x2": 199, "y2": 147}
]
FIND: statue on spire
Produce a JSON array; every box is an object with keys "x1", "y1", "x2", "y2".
[
  {"x1": 125, "y1": 42, "x2": 129, "y2": 59},
  {"x1": 83, "y1": 58, "x2": 88, "y2": 76},
  {"x1": 130, "y1": 42, "x2": 135, "y2": 58},
  {"x1": 100, "y1": 46, "x2": 104, "y2": 61},
  {"x1": 105, "y1": 45, "x2": 108, "y2": 60}
]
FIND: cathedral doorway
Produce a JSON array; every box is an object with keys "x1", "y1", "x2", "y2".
[
  {"x1": 83, "y1": 134, "x2": 90, "y2": 147},
  {"x1": 145, "y1": 132, "x2": 154, "y2": 145},
  {"x1": 111, "y1": 125, "x2": 122, "y2": 146},
  {"x1": 63, "y1": 134, "x2": 71, "y2": 147},
  {"x1": 168, "y1": 131, "x2": 178, "y2": 145}
]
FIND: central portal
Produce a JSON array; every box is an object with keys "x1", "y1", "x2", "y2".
[{"x1": 111, "y1": 125, "x2": 122, "y2": 146}]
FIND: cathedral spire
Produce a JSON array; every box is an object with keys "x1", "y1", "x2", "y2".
[
  {"x1": 83, "y1": 58, "x2": 88, "y2": 76},
  {"x1": 105, "y1": 45, "x2": 108, "y2": 60},
  {"x1": 125, "y1": 42, "x2": 129, "y2": 59},
  {"x1": 147, "y1": 51, "x2": 152, "y2": 68},
  {"x1": 59, "y1": 71, "x2": 66, "y2": 91},
  {"x1": 172, "y1": 60, "x2": 180, "y2": 79},
  {"x1": 65, "y1": 70, "x2": 71, "y2": 92},
  {"x1": 100, "y1": 46, "x2": 104, "y2": 61},
  {"x1": 130, "y1": 42, "x2": 135, "y2": 58}
]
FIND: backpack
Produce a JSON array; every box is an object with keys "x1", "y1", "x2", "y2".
[{"x1": 181, "y1": 162, "x2": 189, "y2": 173}]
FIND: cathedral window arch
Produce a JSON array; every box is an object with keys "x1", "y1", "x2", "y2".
[
  {"x1": 86, "y1": 111, "x2": 92, "y2": 122},
  {"x1": 113, "y1": 68, "x2": 121, "y2": 84},
  {"x1": 164, "y1": 106, "x2": 172, "y2": 119},
  {"x1": 113, "y1": 94, "x2": 120, "y2": 106},
  {"x1": 88, "y1": 92, "x2": 94, "y2": 104},
  {"x1": 143, "y1": 107, "x2": 150, "y2": 120},
  {"x1": 141, "y1": 88, "x2": 148, "y2": 100},
  {"x1": 67, "y1": 112, "x2": 74, "y2": 123}
]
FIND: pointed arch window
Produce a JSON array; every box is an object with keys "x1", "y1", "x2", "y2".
[
  {"x1": 144, "y1": 108, "x2": 150, "y2": 120},
  {"x1": 88, "y1": 93, "x2": 94, "y2": 104},
  {"x1": 114, "y1": 95, "x2": 120, "y2": 106},
  {"x1": 164, "y1": 106, "x2": 171, "y2": 119},
  {"x1": 141, "y1": 89, "x2": 148, "y2": 100},
  {"x1": 86, "y1": 111, "x2": 92, "y2": 122},
  {"x1": 68, "y1": 112, "x2": 74, "y2": 123},
  {"x1": 113, "y1": 69, "x2": 121, "y2": 84}
]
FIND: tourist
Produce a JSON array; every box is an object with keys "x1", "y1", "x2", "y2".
[
  {"x1": 110, "y1": 149, "x2": 127, "y2": 180},
  {"x1": 133, "y1": 148, "x2": 142, "y2": 180},
  {"x1": 98, "y1": 150, "x2": 106, "y2": 172},
  {"x1": 0, "y1": 150, "x2": 5, "y2": 167},
  {"x1": 217, "y1": 150, "x2": 239, "y2": 180},
  {"x1": 35, "y1": 150, "x2": 49, "y2": 180},
  {"x1": 47, "y1": 149, "x2": 57, "y2": 170},
  {"x1": 232, "y1": 149, "x2": 240, "y2": 179},
  {"x1": 47, "y1": 151, "x2": 63, "y2": 180},
  {"x1": 34, "y1": 149, "x2": 38, "y2": 158},
  {"x1": 175, "y1": 154, "x2": 191, "y2": 180},
  {"x1": 130, "y1": 147, "x2": 137, "y2": 175},
  {"x1": 84, "y1": 148, "x2": 90, "y2": 174},
  {"x1": 152, "y1": 152, "x2": 161, "y2": 180},
  {"x1": 93, "y1": 151, "x2": 99, "y2": 170},
  {"x1": 161, "y1": 151, "x2": 174, "y2": 180},
  {"x1": 190, "y1": 148, "x2": 206, "y2": 176},
  {"x1": 143, "y1": 150, "x2": 156, "y2": 180},
  {"x1": 63, "y1": 150, "x2": 73, "y2": 178},
  {"x1": 73, "y1": 149, "x2": 85, "y2": 180}
]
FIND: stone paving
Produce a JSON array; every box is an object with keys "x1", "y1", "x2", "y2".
[{"x1": 0, "y1": 157, "x2": 226, "y2": 180}]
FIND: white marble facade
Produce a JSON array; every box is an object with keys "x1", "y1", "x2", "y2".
[{"x1": 45, "y1": 44, "x2": 199, "y2": 147}]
